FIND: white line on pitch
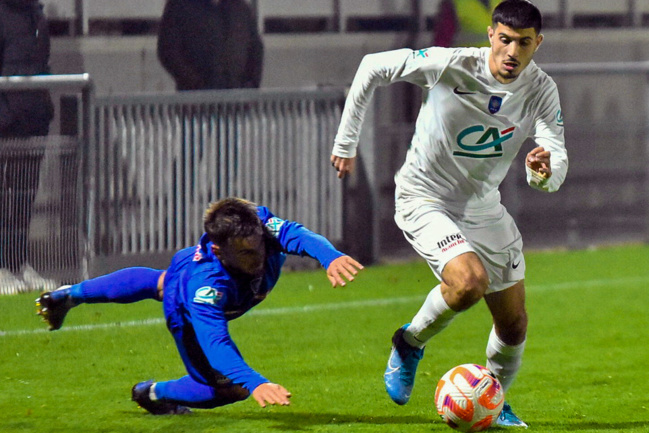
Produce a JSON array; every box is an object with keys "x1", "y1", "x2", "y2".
[{"x1": 1, "y1": 275, "x2": 648, "y2": 337}]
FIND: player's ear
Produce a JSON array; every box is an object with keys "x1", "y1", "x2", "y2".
[
  {"x1": 487, "y1": 26, "x2": 494, "y2": 45},
  {"x1": 211, "y1": 244, "x2": 222, "y2": 258},
  {"x1": 534, "y1": 33, "x2": 544, "y2": 52}
]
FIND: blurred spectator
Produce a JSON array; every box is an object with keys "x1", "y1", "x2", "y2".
[
  {"x1": 0, "y1": 0, "x2": 56, "y2": 293},
  {"x1": 433, "y1": 0, "x2": 499, "y2": 47},
  {"x1": 158, "y1": 0, "x2": 264, "y2": 90}
]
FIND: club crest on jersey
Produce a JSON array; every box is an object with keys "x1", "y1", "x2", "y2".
[
  {"x1": 453, "y1": 125, "x2": 515, "y2": 159},
  {"x1": 488, "y1": 96, "x2": 503, "y2": 114},
  {"x1": 193, "y1": 286, "x2": 223, "y2": 305},
  {"x1": 265, "y1": 217, "x2": 285, "y2": 237}
]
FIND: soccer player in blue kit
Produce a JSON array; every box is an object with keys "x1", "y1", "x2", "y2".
[{"x1": 36, "y1": 197, "x2": 363, "y2": 414}]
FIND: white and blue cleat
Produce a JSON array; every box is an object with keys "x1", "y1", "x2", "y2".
[
  {"x1": 384, "y1": 324, "x2": 424, "y2": 405},
  {"x1": 497, "y1": 402, "x2": 528, "y2": 428}
]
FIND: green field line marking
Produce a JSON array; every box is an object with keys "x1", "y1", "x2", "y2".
[{"x1": 2, "y1": 275, "x2": 648, "y2": 337}]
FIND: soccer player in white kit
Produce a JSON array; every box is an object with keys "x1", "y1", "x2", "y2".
[{"x1": 330, "y1": 0, "x2": 567, "y2": 427}]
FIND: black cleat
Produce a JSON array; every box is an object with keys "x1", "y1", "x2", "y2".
[
  {"x1": 36, "y1": 286, "x2": 73, "y2": 331},
  {"x1": 132, "y1": 380, "x2": 192, "y2": 415}
]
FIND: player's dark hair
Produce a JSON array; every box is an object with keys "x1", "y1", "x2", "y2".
[
  {"x1": 203, "y1": 197, "x2": 265, "y2": 246},
  {"x1": 492, "y1": 0, "x2": 542, "y2": 34}
]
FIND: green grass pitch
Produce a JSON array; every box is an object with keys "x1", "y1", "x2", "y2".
[{"x1": 1, "y1": 244, "x2": 649, "y2": 432}]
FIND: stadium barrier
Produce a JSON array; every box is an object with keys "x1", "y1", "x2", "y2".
[
  {"x1": 0, "y1": 74, "x2": 92, "y2": 293},
  {"x1": 87, "y1": 88, "x2": 345, "y2": 275}
]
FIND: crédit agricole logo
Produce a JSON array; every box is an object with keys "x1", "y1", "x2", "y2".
[{"x1": 453, "y1": 125, "x2": 515, "y2": 159}]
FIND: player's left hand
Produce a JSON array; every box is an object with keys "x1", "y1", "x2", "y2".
[
  {"x1": 526, "y1": 146, "x2": 552, "y2": 179},
  {"x1": 252, "y1": 382, "x2": 292, "y2": 408},
  {"x1": 326, "y1": 255, "x2": 364, "y2": 287}
]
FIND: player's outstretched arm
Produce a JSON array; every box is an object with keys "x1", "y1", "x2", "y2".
[
  {"x1": 327, "y1": 255, "x2": 364, "y2": 287},
  {"x1": 252, "y1": 382, "x2": 292, "y2": 408}
]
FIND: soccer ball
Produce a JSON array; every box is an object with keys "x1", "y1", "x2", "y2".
[{"x1": 434, "y1": 364, "x2": 505, "y2": 432}]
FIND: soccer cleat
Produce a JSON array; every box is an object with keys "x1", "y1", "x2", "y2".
[
  {"x1": 496, "y1": 402, "x2": 528, "y2": 428},
  {"x1": 36, "y1": 285, "x2": 73, "y2": 331},
  {"x1": 132, "y1": 380, "x2": 192, "y2": 415},
  {"x1": 384, "y1": 324, "x2": 424, "y2": 405}
]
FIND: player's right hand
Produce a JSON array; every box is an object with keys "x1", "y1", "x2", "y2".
[
  {"x1": 252, "y1": 382, "x2": 292, "y2": 407},
  {"x1": 330, "y1": 155, "x2": 356, "y2": 179},
  {"x1": 327, "y1": 255, "x2": 364, "y2": 287}
]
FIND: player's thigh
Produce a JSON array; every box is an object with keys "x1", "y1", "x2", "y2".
[
  {"x1": 459, "y1": 206, "x2": 525, "y2": 293},
  {"x1": 484, "y1": 280, "x2": 527, "y2": 345},
  {"x1": 395, "y1": 201, "x2": 475, "y2": 280}
]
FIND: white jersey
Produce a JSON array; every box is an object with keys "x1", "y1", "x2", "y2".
[{"x1": 332, "y1": 46, "x2": 568, "y2": 212}]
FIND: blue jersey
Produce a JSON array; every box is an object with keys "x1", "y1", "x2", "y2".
[{"x1": 162, "y1": 206, "x2": 343, "y2": 392}]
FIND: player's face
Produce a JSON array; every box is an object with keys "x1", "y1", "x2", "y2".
[
  {"x1": 214, "y1": 234, "x2": 266, "y2": 277},
  {"x1": 488, "y1": 23, "x2": 543, "y2": 84}
]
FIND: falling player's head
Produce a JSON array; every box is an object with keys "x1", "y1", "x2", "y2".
[{"x1": 204, "y1": 197, "x2": 268, "y2": 277}]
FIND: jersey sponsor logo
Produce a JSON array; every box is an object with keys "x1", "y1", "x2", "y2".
[
  {"x1": 488, "y1": 96, "x2": 503, "y2": 114},
  {"x1": 453, "y1": 125, "x2": 515, "y2": 159},
  {"x1": 453, "y1": 86, "x2": 476, "y2": 95},
  {"x1": 193, "y1": 286, "x2": 223, "y2": 305},
  {"x1": 556, "y1": 109, "x2": 564, "y2": 127},
  {"x1": 437, "y1": 233, "x2": 466, "y2": 252},
  {"x1": 265, "y1": 217, "x2": 285, "y2": 237}
]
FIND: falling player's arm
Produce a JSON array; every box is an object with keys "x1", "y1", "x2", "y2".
[
  {"x1": 257, "y1": 206, "x2": 363, "y2": 287},
  {"x1": 527, "y1": 79, "x2": 568, "y2": 192}
]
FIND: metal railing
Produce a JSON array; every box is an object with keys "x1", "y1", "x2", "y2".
[
  {"x1": 89, "y1": 88, "x2": 345, "y2": 262},
  {"x1": 0, "y1": 74, "x2": 93, "y2": 284}
]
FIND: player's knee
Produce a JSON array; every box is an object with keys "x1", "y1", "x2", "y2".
[
  {"x1": 202, "y1": 384, "x2": 250, "y2": 408},
  {"x1": 449, "y1": 272, "x2": 489, "y2": 311}
]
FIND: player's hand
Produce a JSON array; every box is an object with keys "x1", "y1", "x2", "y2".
[
  {"x1": 326, "y1": 255, "x2": 364, "y2": 287},
  {"x1": 330, "y1": 155, "x2": 356, "y2": 179},
  {"x1": 252, "y1": 382, "x2": 292, "y2": 408},
  {"x1": 526, "y1": 147, "x2": 552, "y2": 179}
]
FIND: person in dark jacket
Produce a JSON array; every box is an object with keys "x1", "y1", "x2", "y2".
[
  {"x1": 0, "y1": 0, "x2": 55, "y2": 292},
  {"x1": 158, "y1": 0, "x2": 264, "y2": 90}
]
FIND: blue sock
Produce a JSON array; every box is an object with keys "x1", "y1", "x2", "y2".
[
  {"x1": 68, "y1": 267, "x2": 163, "y2": 304},
  {"x1": 155, "y1": 376, "x2": 223, "y2": 408}
]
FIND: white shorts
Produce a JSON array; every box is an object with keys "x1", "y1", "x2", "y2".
[{"x1": 394, "y1": 197, "x2": 525, "y2": 293}]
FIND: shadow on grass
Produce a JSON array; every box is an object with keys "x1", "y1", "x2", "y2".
[
  {"x1": 203, "y1": 411, "x2": 432, "y2": 431},
  {"x1": 523, "y1": 421, "x2": 649, "y2": 431}
]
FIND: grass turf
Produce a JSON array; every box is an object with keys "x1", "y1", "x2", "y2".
[{"x1": 1, "y1": 244, "x2": 649, "y2": 432}]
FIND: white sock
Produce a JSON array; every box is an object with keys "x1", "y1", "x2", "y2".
[
  {"x1": 403, "y1": 285, "x2": 458, "y2": 348},
  {"x1": 486, "y1": 326, "x2": 525, "y2": 393},
  {"x1": 149, "y1": 383, "x2": 158, "y2": 401}
]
